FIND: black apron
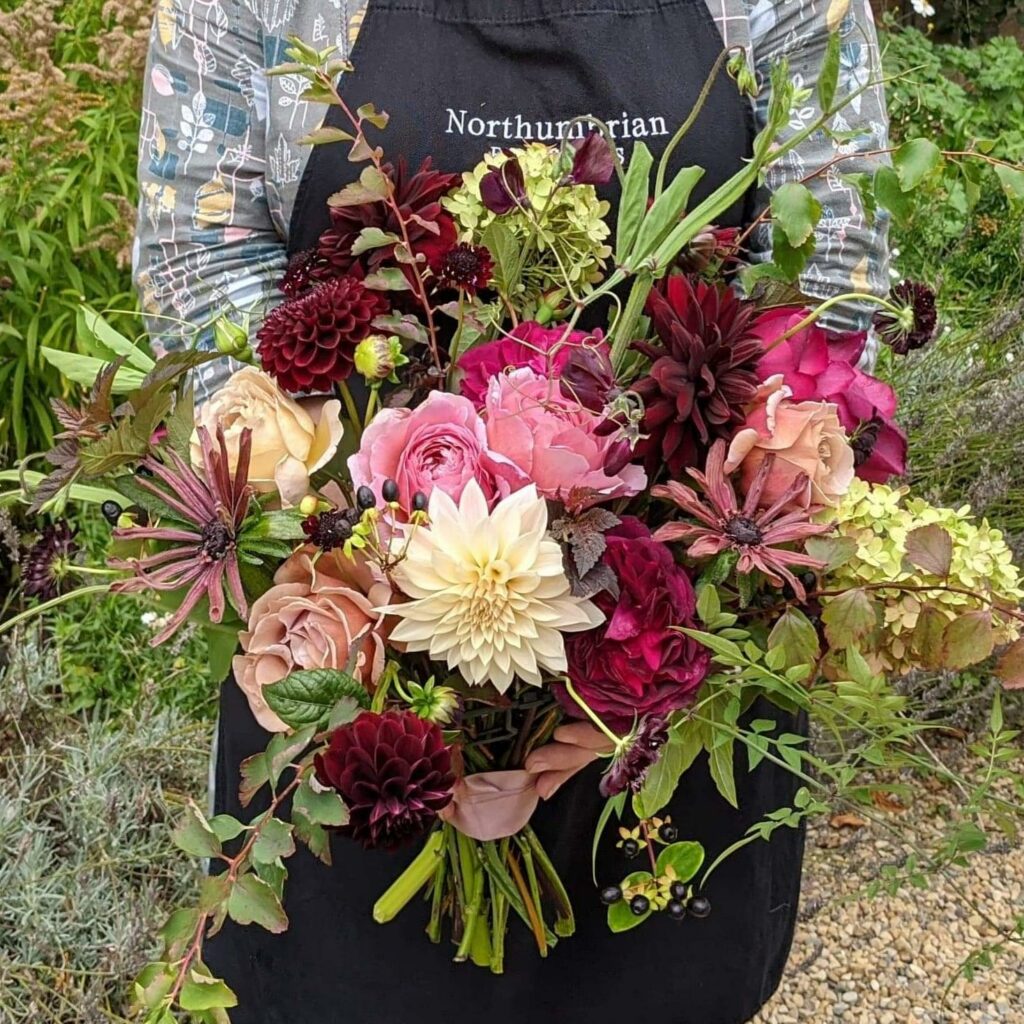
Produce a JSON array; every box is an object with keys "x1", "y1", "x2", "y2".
[{"x1": 207, "y1": 3, "x2": 804, "y2": 1022}]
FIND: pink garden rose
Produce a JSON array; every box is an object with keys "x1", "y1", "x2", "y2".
[
  {"x1": 483, "y1": 367, "x2": 646, "y2": 504},
  {"x1": 754, "y1": 309, "x2": 907, "y2": 482},
  {"x1": 348, "y1": 390, "x2": 526, "y2": 509},
  {"x1": 458, "y1": 321, "x2": 603, "y2": 408},
  {"x1": 724, "y1": 375, "x2": 855, "y2": 510},
  {"x1": 232, "y1": 548, "x2": 392, "y2": 733},
  {"x1": 558, "y1": 518, "x2": 710, "y2": 728}
]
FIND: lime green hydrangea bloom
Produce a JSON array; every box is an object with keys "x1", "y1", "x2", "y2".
[
  {"x1": 443, "y1": 143, "x2": 611, "y2": 310},
  {"x1": 824, "y1": 479, "x2": 1023, "y2": 674}
]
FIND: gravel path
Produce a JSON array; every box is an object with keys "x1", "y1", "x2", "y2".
[{"x1": 753, "y1": 775, "x2": 1024, "y2": 1024}]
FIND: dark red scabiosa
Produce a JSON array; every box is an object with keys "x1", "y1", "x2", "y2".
[
  {"x1": 301, "y1": 507, "x2": 361, "y2": 552},
  {"x1": 557, "y1": 518, "x2": 711, "y2": 730},
  {"x1": 110, "y1": 427, "x2": 252, "y2": 645},
  {"x1": 873, "y1": 280, "x2": 939, "y2": 355},
  {"x1": 22, "y1": 521, "x2": 78, "y2": 600},
  {"x1": 257, "y1": 276, "x2": 389, "y2": 393},
  {"x1": 568, "y1": 131, "x2": 616, "y2": 186},
  {"x1": 312, "y1": 158, "x2": 460, "y2": 284},
  {"x1": 630, "y1": 274, "x2": 764, "y2": 478},
  {"x1": 599, "y1": 714, "x2": 670, "y2": 798},
  {"x1": 436, "y1": 242, "x2": 494, "y2": 293},
  {"x1": 314, "y1": 710, "x2": 455, "y2": 850},
  {"x1": 280, "y1": 247, "x2": 324, "y2": 299},
  {"x1": 479, "y1": 154, "x2": 528, "y2": 215},
  {"x1": 653, "y1": 439, "x2": 831, "y2": 602}
]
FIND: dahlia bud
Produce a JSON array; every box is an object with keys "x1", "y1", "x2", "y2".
[
  {"x1": 212, "y1": 314, "x2": 252, "y2": 359},
  {"x1": 354, "y1": 334, "x2": 407, "y2": 383}
]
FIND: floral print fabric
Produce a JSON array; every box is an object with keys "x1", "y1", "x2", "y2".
[{"x1": 134, "y1": 0, "x2": 891, "y2": 398}]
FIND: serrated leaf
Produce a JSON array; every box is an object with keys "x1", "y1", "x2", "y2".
[
  {"x1": 294, "y1": 779, "x2": 349, "y2": 827},
  {"x1": 264, "y1": 669, "x2": 370, "y2": 729},
  {"x1": 364, "y1": 267, "x2": 412, "y2": 291},
  {"x1": 768, "y1": 607, "x2": 821, "y2": 670},
  {"x1": 266, "y1": 723, "x2": 319, "y2": 787},
  {"x1": 821, "y1": 589, "x2": 877, "y2": 648},
  {"x1": 299, "y1": 126, "x2": 355, "y2": 145},
  {"x1": 804, "y1": 535, "x2": 857, "y2": 571},
  {"x1": 356, "y1": 102, "x2": 390, "y2": 129},
  {"x1": 208, "y1": 814, "x2": 246, "y2": 843},
  {"x1": 996, "y1": 639, "x2": 1024, "y2": 690},
  {"x1": 328, "y1": 166, "x2": 389, "y2": 207},
  {"x1": 226, "y1": 873, "x2": 288, "y2": 933},
  {"x1": 252, "y1": 817, "x2": 296, "y2": 863},
  {"x1": 874, "y1": 164, "x2": 914, "y2": 226},
  {"x1": 771, "y1": 182, "x2": 822, "y2": 249},
  {"x1": 480, "y1": 221, "x2": 521, "y2": 295},
  {"x1": 172, "y1": 801, "x2": 222, "y2": 859},
  {"x1": 941, "y1": 611, "x2": 994, "y2": 670},
  {"x1": 893, "y1": 138, "x2": 943, "y2": 192},
  {"x1": 372, "y1": 312, "x2": 427, "y2": 345},
  {"x1": 293, "y1": 814, "x2": 333, "y2": 866},
  {"x1": 238, "y1": 751, "x2": 270, "y2": 808},
  {"x1": 350, "y1": 226, "x2": 401, "y2": 256},
  {"x1": 911, "y1": 605, "x2": 948, "y2": 670},
  {"x1": 904, "y1": 524, "x2": 953, "y2": 577},
  {"x1": 655, "y1": 841, "x2": 705, "y2": 882},
  {"x1": 179, "y1": 974, "x2": 238, "y2": 1012},
  {"x1": 159, "y1": 908, "x2": 200, "y2": 960}
]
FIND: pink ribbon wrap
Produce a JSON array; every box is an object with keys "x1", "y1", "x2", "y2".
[{"x1": 438, "y1": 723, "x2": 614, "y2": 841}]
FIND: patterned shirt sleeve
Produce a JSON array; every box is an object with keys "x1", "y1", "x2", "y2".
[
  {"x1": 745, "y1": 0, "x2": 892, "y2": 336},
  {"x1": 133, "y1": 0, "x2": 287, "y2": 400}
]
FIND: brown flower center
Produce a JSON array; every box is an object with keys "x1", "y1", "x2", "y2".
[
  {"x1": 201, "y1": 522, "x2": 234, "y2": 560},
  {"x1": 725, "y1": 515, "x2": 763, "y2": 546}
]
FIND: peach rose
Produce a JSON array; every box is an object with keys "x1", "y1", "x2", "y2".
[
  {"x1": 232, "y1": 548, "x2": 391, "y2": 732},
  {"x1": 724, "y1": 375, "x2": 855, "y2": 510},
  {"x1": 191, "y1": 366, "x2": 343, "y2": 507}
]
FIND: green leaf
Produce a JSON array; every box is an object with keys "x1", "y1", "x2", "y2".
[
  {"x1": 78, "y1": 305, "x2": 155, "y2": 370},
  {"x1": 607, "y1": 871, "x2": 653, "y2": 933},
  {"x1": 768, "y1": 608, "x2": 821, "y2": 670},
  {"x1": 328, "y1": 166, "x2": 389, "y2": 207},
  {"x1": 480, "y1": 221, "x2": 522, "y2": 296},
  {"x1": 208, "y1": 814, "x2": 246, "y2": 843},
  {"x1": 40, "y1": 347, "x2": 145, "y2": 391},
  {"x1": 180, "y1": 973, "x2": 238, "y2": 1012},
  {"x1": 678, "y1": 627, "x2": 743, "y2": 664},
  {"x1": 238, "y1": 752, "x2": 270, "y2": 808},
  {"x1": 634, "y1": 721, "x2": 702, "y2": 818},
  {"x1": 994, "y1": 164, "x2": 1024, "y2": 207},
  {"x1": 299, "y1": 126, "x2": 355, "y2": 146},
  {"x1": 294, "y1": 779, "x2": 349, "y2": 827},
  {"x1": 293, "y1": 814, "x2": 333, "y2": 866},
  {"x1": 873, "y1": 165, "x2": 914, "y2": 227},
  {"x1": 172, "y1": 801, "x2": 222, "y2": 859},
  {"x1": 205, "y1": 626, "x2": 238, "y2": 684},
  {"x1": 996, "y1": 639, "x2": 1024, "y2": 691},
  {"x1": 630, "y1": 165, "x2": 705, "y2": 264},
  {"x1": 159, "y1": 908, "x2": 200, "y2": 960},
  {"x1": 904, "y1": 524, "x2": 953, "y2": 577},
  {"x1": 350, "y1": 227, "x2": 401, "y2": 256},
  {"x1": 356, "y1": 102, "x2": 390, "y2": 129},
  {"x1": 226, "y1": 873, "x2": 289, "y2": 933},
  {"x1": 941, "y1": 610, "x2": 995, "y2": 670},
  {"x1": 591, "y1": 791, "x2": 626, "y2": 882},
  {"x1": 252, "y1": 817, "x2": 296, "y2": 863},
  {"x1": 695, "y1": 585, "x2": 721, "y2": 626},
  {"x1": 771, "y1": 182, "x2": 822, "y2": 249},
  {"x1": 615, "y1": 142, "x2": 654, "y2": 264},
  {"x1": 818, "y1": 32, "x2": 841, "y2": 113},
  {"x1": 893, "y1": 138, "x2": 943, "y2": 192},
  {"x1": 911, "y1": 605, "x2": 949, "y2": 670},
  {"x1": 804, "y1": 535, "x2": 857, "y2": 571},
  {"x1": 266, "y1": 724, "x2": 319, "y2": 787},
  {"x1": 655, "y1": 841, "x2": 705, "y2": 883},
  {"x1": 247, "y1": 509, "x2": 308, "y2": 541},
  {"x1": 770, "y1": 228, "x2": 817, "y2": 281},
  {"x1": 132, "y1": 962, "x2": 176, "y2": 1012},
  {"x1": 364, "y1": 267, "x2": 412, "y2": 291},
  {"x1": 842, "y1": 171, "x2": 879, "y2": 228},
  {"x1": 821, "y1": 589, "x2": 878, "y2": 648},
  {"x1": 264, "y1": 668, "x2": 370, "y2": 729}
]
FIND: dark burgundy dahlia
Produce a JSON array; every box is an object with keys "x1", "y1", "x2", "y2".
[
  {"x1": 313, "y1": 158, "x2": 460, "y2": 285},
  {"x1": 631, "y1": 274, "x2": 764, "y2": 477},
  {"x1": 558, "y1": 518, "x2": 710, "y2": 730},
  {"x1": 257, "y1": 276, "x2": 388, "y2": 393},
  {"x1": 314, "y1": 710, "x2": 455, "y2": 850}
]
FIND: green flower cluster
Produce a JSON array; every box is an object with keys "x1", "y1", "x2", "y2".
[
  {"x1": 443, "y1": 143, "x2": 611, "y2": 308},
  {"x1": 825, "y1": 479, "x2": 1023, "y2": 674}
]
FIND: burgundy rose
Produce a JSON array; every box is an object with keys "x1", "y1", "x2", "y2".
[
  {"x1": 314, "y1": 710, "x2": 455, "y2": 850},
  {"x1": 558, "y1": 518, "x2": 710, "y2": 728}
]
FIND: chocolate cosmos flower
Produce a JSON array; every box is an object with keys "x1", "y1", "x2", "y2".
[
  {"x1": 600, "y1": 715, "x2": 670, "y2": 798},
  {"x1": 111, "y1": 427, "x2": 252, "y2": 644},
  {"x1": 872, "y1": 280, "x2": 938, "y2": 355},
  {"x1": 22, "y1": 521, "x2": 78, "y2": 600}
]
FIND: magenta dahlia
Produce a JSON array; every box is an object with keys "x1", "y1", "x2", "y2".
[
  {"x1": 257, "y1": 276, "x2": 388, "y2": 393},
  {"x1": 314, "y1": 710, "x2": 455, "y2": 850},
  {"x1": 631, "y1": 275, "x2": 764, "y2": 477}
]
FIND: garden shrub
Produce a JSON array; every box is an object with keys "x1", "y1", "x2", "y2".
[{"x1": 0, "y1": 0, "x2": 150, "y2": 459}]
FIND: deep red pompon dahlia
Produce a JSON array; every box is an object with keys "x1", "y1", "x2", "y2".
[
  {"x1": 314, "y1": 710, "x2": 455, "y2": 850},
  {"x1": 257, "y1": 276, "x2": 388, "y2": 393}
]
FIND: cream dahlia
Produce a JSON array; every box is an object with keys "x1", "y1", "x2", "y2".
[{"x1": 384, "y1": 480, "x2": 603, "y2": 692}]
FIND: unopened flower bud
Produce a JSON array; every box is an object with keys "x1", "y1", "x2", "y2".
[
  {"x1": 299, "y1": 495, "x2": 320, "y2": 516},
  {"x1": 213, "y1": 314, "x2": 252, "y2": 359},
  {"x1": 354, "y1": 334, "x2": 407, "y2": 383}
]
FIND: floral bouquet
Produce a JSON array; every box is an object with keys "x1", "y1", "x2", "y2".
[{"x1": 12, "y1": 35, "x2": 1024, "y2": 1023}]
